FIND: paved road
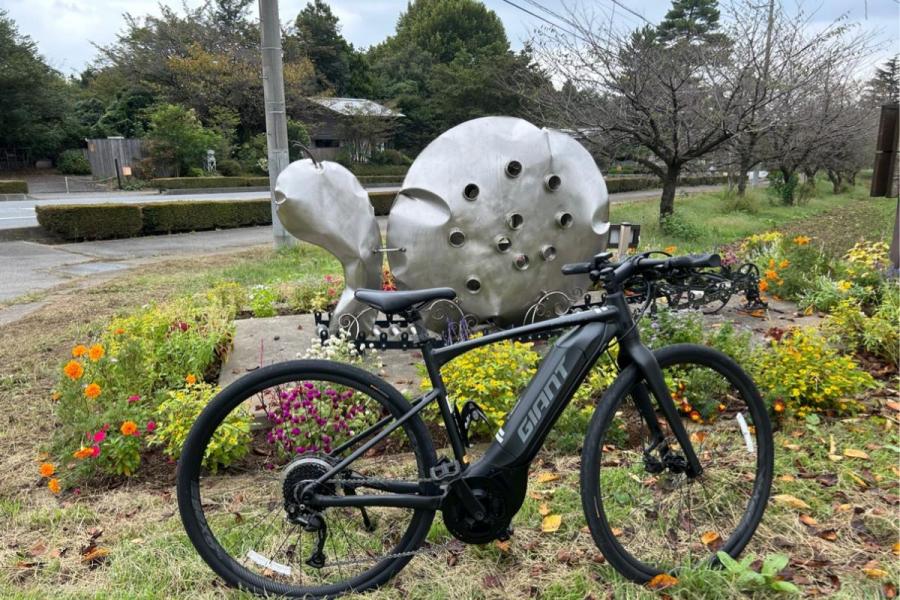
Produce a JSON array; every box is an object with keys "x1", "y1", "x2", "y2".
[{"x1": 0, "y1": 184, "x2": 729, "y2": 231}]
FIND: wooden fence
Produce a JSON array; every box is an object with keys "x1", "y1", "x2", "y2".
[{"x1": 85, "y1": 138, "x2": 145, "y2": 178}]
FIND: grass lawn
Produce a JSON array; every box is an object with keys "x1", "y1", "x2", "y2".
[{"x1": 0, "y1": 184, "x2": 897, "y2": 598}]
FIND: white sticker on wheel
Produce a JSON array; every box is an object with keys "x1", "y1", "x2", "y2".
[
  {"x1": 736, "y1": 412, "x2": 755, "y2": 454},
  {"x1": 247, "y1": 550, "x2": 292, "y2": 576}
]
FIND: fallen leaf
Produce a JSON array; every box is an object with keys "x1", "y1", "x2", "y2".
[
  {"x1": 27, "y1": 541, "x2": 46, "y2": 558},
  {"x1": 541, "y1": 514, "x2": 562, "y2": 533},
  {"x1": 799, "y1": 514, "x2": 818, "y2": 526},
  {"x1": 535, "y1": 472, "x2": 559, "y2": 484},
  {"x1": 538, "y1": 503, "x2": 551, "y2": 517},
  {"x1": 80, "y1": 546, "x2": 109, "y2": 566},
  {"x1": 773, "y1": 494, "x2": 810, "y2": 510},
  {"x1": 829, "y1": 434, "x2": 837, "y2": 455},
  {"x1": 556, "y1": 548, "x2": 578, "y2": 564},
  {"x1": 611, "y1": 527, "x2": 624, "y2": 537},
  {"x1": 828, "y1": 454, "x2": 843, "y2": 462},
  {"x1": 863, "y1": 568, "x2": 888, "y2": 579},
  {"x1": 836, "y1": 503, "x2": 852, "y2": 512},
  {"x1": 778, "y1": 474, "x2": 796, "y2": 482},
  {"x1": 885, "y1": 582, "x2": 897, "y2": 599},
  {"x1": 647, "y1": 573, "x2": 679, "y2": 590},
  {"x1": 494, "y1": 539, "x2": 510, "y2": 553},
  {"x1": 843, "y1": 448, "x2": 870, "y2": 460},
  {"x1": 815, "y1": 529, "x2": 838, "y2": 542},
  {"x1": 690, "y1": 431, "x2": 707, "y2": 444},
  {"x1": 885, "y1": 400, "x2": 900, "y2": 411},
  {"x1": 700, "y1": 531, "x2": 721, "y2": 546},
  {"x1": 892, "y1": 542, "x2": 900, "y2": 556},
  {"x1": 783, "y1": 443, "x2": 801, "y2": 451},
  {"x1": 482, "y1": 574, "x2": 502, "y2": 588}
]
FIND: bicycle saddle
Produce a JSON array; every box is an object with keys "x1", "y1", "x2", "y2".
[{"x1": 354, "y1": 288, "x2": 456, "y2": 314}]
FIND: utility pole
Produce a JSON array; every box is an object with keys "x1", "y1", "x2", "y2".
[{"x1": 259, "y1": 0, "x2": 293, "y2": 248}]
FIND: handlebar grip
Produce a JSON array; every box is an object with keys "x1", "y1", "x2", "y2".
[
  {"x1": 668, "y1": 253, "x2": 721, "y2": 269},
  {"x1": 561, "y1": 262, "x2": 592, "y2": 275}
]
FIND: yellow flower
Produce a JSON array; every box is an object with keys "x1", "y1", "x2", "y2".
[
  {"x1": 47, "y1": 478, "x2": 61, "y2": 494},
  {"x1": 63, "y1": 360, "x2": 84, "y2": 381},
  {"x1": 38, "y1": 462, "x2": 55, "y2": 478},
  {"x1": 836, "y1": 280, "x2": 851, "y2": 292},
  {"x1": 88, "y1": 344, "x2": 105, "y2": 362},
  {"x1": 84, "y1": 383, "x2": 102, "y2": 399},
  {"x1": 185, "y1": 374, "x2": 197, "y2": 385},
  {"x1": 72, "y1": 345, "x2": 88, "y2": 358}
]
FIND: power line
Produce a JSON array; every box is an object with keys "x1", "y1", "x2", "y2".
[
  {"x1": 499, "y1": 0, "x2": 588, "y2": 42},
  {"x1": 594, "y1": 0, "x2": 653, "y2": 25}
]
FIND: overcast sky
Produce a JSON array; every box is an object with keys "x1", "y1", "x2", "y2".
[{"x1": 3, "y1": 0, "x2": 898, "y2": 78}]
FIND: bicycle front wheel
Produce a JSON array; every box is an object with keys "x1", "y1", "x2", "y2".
[
  {"x1": 177, "y1": 360, "x2": 437, "y2": 598},
  {"x1": 581, "y1": 344, "x2": 773, "y2": 582}
]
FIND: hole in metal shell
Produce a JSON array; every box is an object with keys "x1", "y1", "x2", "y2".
[
  {"x1": 505, "y1": 160, "x2": 522, "y2": 178},
  {"x1": 513, "y1": 254, "x2": 530, "y2": 270},
  {"x1": 540, "y1": 245, "x2": 557, "y2": 261},
  {"x1": 506, "y1": 213, "x2": 524, "y2": 230},
  {"x1": 463, "y1": 183, "x2": 479, "y2": 200},
  {"x1": 545, "y1": 174, "x2": 562, "y2": 191},
  {"x1": 495, "y1": 235, "x2": 511, "y2": 253},
  {"x1": 556, "y1": 211, "x2": 573, "y2": 228},
  {"x1": 465, "y1": 277, "x2": 482, "y2": 293},
  {"x1": 448, "y1": 229, "x2": 466, "y2": 247}
]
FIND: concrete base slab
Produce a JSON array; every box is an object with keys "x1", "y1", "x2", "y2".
[
  {"x1": 58, "y1": 262, "x2": 129, "y2": 276},
  {"x1": 56, "y1": 227, "x2": 271, "y2": 260},
  {"x1": 0, "y1": 300, "x2": 49, "y2": 326},
  {"x1": 218, "y1": 313, "x2": 424, "y2": 395},
  {"x1": 0, "y1": 241, "x2": 92, "y2": 301}
]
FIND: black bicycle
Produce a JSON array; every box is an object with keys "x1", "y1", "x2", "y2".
[{"x1": 177, "y1": 251, "x2": 773, "y2": 598}]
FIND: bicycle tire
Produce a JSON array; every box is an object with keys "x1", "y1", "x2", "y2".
[
  {"x1": 177, "y1": 360, "x2": 438, "y2": 598},
  {"x1": 580, "y1": 344, "x2": 773, "y2": 582}
]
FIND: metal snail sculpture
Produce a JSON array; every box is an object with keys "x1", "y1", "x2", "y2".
[{"x1": 274, "y1": 116, "x2": 611, "y2": 337}]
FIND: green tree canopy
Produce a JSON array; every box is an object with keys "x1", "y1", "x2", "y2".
[
  {"x1": 658, "y1": 0, "x2": 722, "y2": 43},
  {"x1": 145, "y1": 103, "x2": 224, "y2": 176}
]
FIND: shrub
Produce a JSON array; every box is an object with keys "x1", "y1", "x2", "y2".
[
  {"x1": 36, "y1": 204, "x2": 143, "y2": 240},
  {"x1": 840, "y1": 241, "x2": 890, "y2": 290},
  {"x1": 369, "y1": 191, "x2": 396, "y2": 216},
  {"x1": 248, "y1": 285, "x2": 278, "y2": 317},
  {"x1": 767, "y1": 171, "x2": 799, "y2": 205},
  {"x1": 824, "y1": 284, "x2": 900, "y2": 365},
  {"x1": 57, "y1": 149, "x2": 92, "y2": 175},
  {"x1": 423, "y1": 337, "x2": 541, "y2": 427},
  {"x1": 284, "y1": 274, "x2": 343, "y2": 313},
  {"x1": 153, "y1": 382, "x2": 252, "y2": 472},
  {"x1": 140, "y1": 200, "x2": 271, "y2": 234},
  {"x1": 216, "y1": 158, "x2": 242, "y2": 176},
  {"x1": 348, "y1": 163, "x2": 409, "y2": 177},
  {"x1": 145, "y1": 103, "x2": 223, "y2": 177},
  {"x1": 369, "y1": 149, "x2": 412, "y2": 166},
  {"x1": 0, "y1": 180, "x2": 28, "y2": 194},
  {"x1": 720, "y1": 189, "x2": 760, "y2": 214},
  {"x1": 150, "y1": 176, "x2": 269, "y2": 190},
  {"x1": 660, "y1": 212, "x2": 705, "y2": 241},
  {"x1": 751, "y1": 327, "x2": 876, "y2": 418}
]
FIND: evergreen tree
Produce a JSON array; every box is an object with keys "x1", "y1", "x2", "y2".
[
  {"x1": 657, "y1": 0, "x2": 722, "y2": 43},
  {"x1": 293, "y1": 0, "x2": 357, "y2": 95},
  {"x1": 865, "y1": 55, "x2": 900, "y2": 106}
]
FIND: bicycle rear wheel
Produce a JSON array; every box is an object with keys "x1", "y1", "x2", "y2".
[
  {"x1": 177, "y1": 360, "x2": 437, "y2": 598},
  {"x1": 581, "y1": 344, "x2": 773, "y2": 582}
]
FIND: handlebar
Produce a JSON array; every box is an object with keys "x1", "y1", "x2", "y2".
[{"x1": 561, "y1": 251, "x2": 721, "y2": 287}]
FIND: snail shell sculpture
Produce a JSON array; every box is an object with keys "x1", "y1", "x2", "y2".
[
  {"x1": 274, "y1": 116, "x2": 610, "y2": 331},
  {"x1": 388, "y1": 116, "x2": 609, "y2": 325}
]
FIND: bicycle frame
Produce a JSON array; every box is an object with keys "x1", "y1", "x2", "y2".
[{"x1": 304, "y1": 290, "x2": 702, "y2": 514}]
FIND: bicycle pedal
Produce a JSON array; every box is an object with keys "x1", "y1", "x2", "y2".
[{"x1": 429, "y1": 458, "x2": 462, "y2": 482}]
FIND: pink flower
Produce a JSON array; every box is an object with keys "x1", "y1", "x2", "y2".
[
  {"x1": 145, "y1": 421, "x2": 156, "y2": 433},
  {"x1": 128, "y1": 395, "x2": 141, "y2": 404},
  {"x1": 93, "y1": 430, "x2": 107, "y2": 443},
  {"x1": 91, "y1": 445, "x2": 100, "y2": 457}
]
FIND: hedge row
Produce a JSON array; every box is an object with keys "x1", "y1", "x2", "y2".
[
  {"x1": 151, "y1": 176, "x2": 269, "y2": 190},
  {"x1": 36, "y1": 192, "x2": 400, "y2": 240},
  {"x1": 36, "y1": 200, "x2": 271, "y2": 241},
  {"x1": 0, "y1": 180, "x2": 28, "y2": 194}
]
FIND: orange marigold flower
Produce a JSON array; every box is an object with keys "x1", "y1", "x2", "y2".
[
  {"x1": 689, "y1": 410, "x2": 702, "y2": 423},
  {"x1": 793, "y1": 235, "x2": 811, "y2": 245},
  {"x1": 72, "y1": 345, "x2": 88, "y2": 358},
  {"x1": 114, "y1": 328, "x2": 126, "y2": 335},
  {"x1": 88, "y1": 344, "x2": 105, "y2": 362},
  {"x1": 779, "y1": 259, "x2": 790, "y2": 269},
  {"x1": 185, "y1": 374, "x2": 197, "y2": 385},
  {"x1": 63, "y1": 360, "x2": 84, "y2": 381},
  {"x1": 664, "y1": 245, "x2": 677, "y2": 255},
  {"x1": 73, "y1": 447, "x2": 94, "y2": 459},
  {"x1": 48, "y1": 478, "x2": 61, "y2": 494},
  {"x1": 84, "y1": 383, "x2": 102, "y2": 399},
  {"x1": 764, "y1": 269, "x2": 778, "y2": 281},
  {"x1": 758, "y1": 280, "x2": 769, "y2": 292},
  {"x1": 39, "y1": 462, "x2": 55, "y2": 477},
  {"x1": 773, "y1": 399, "x2": 786, "y2": 413},
  {"x1": 120, "y1": 421, "x2": 138, "y2": 436}
]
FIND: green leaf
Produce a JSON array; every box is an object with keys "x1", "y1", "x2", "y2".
[
  {"x1": 716, "y1": 551, "x2": 740, "y2": 572},
  {"x1": 762, "y1": 554, "x2": 789, "y2": 576},
  {"x1": 770, "y1": 580, "x2": 801, "y2": 594}
]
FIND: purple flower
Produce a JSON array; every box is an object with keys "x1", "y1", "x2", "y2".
[{"x1": 291, "y1": 427, "x2": 300, "y2": 436}]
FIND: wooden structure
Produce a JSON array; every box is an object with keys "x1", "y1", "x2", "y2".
[{"x1": 85, "y1": 137, "x2": 145, "y2": 178}]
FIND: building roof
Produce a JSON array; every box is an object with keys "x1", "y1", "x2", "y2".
[{"x1": 310, "y1": 97, "x2": 403, "y2": 118}]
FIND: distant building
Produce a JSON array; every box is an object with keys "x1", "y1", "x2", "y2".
[{"x1": 303, "y1": 98, "x2": 403, "y2": 162}]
